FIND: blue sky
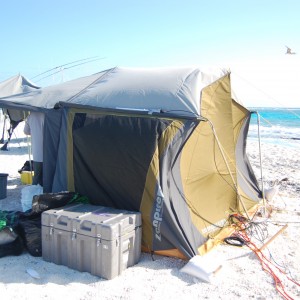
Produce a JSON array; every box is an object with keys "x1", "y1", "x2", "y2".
[{"x1": 1, "y1": 1, "x2": 299, "y2": 107}]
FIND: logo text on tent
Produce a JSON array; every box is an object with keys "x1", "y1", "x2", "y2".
[
  {"x1": 153, "y1": 194, "x2": 164, "y2": 242},
  {"x1": 201, "y1": 218, "x2": 227, "y2": 235}
]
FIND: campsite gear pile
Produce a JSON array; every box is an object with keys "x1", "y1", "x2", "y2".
[
  {"x1": 42, "y1": 203, "x2": 142, "y2": 280},
  {"x1": 0, "y1": 192, "x2": 82, "y2": 258},
  {"x1": 0, "y1": 67, "x2": 263, "y2": 260},
  {"x1": 0, "y1": 192, "x2": 142, "y2": 279}
]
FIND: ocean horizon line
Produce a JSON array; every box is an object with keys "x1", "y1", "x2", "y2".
[{"x1": 247, "y1": 106, "x2": 300, "y2": 110}]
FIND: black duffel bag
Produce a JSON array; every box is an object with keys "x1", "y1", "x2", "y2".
[
  {"x1": 31, "y1": 191, "x2": 78, "y2": 214},
  {"x1": 0, "y1": 227, "x2": 24, "y2": 258}
]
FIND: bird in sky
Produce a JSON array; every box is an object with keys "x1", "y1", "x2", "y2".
[{"x1": 285, "y1": 46, "x2": 296, "y2": 54}]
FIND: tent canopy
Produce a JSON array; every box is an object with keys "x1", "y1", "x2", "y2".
[
  {"x1": 0, "y1": 74, "x2": 39, "y2": 97},
  {"x1": 0, "y1": 67, "x2": 229, "y2": 116},
  {"x1": 0, "y1": 73, "x2": 40, "y2": 119},
  {"x1": 0, "y1": 74, "x2": 40, "y2": 149}
]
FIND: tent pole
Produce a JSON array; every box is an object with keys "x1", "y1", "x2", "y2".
[
  {"x1": 254, "y1": 112, "x2": 266, "y2": 215},
  {"x1": 0, "y1": 113, "x2": 7, "y2": 144},
  {"x1": 206, "y1": 118, "x2": 250, "y2": 220},
  {"x1": 13, "y1": 129, "x2": 21, "y2": 148},
  {"x1": 23, "y1": 112, "x2": 33, "y2": 173},
  {"x1": 27, "y1": 135, "x2": 33, "y2": 172}
]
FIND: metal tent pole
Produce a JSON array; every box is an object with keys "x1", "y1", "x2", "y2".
[{"x1": 254, "y1": 111, "x2": 266, "y2": 214}]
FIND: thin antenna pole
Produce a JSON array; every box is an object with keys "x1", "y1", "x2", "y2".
[
  {"x1": 31, "y1": 56, "x2": 100, "y2": 80},
  {"x1": 34, "y1": 57, "x2": 105, "y2": 83}
]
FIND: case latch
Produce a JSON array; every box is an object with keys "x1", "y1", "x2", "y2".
[
  {"x1": 97, "y1": 234, "x2": 101, "y2": 247},
  {"x1": 72, "y1": 228, "x2": 77, "y2": 240},
  {"x1": 50, "y1": 223, "x2": 54, "y2": 235}
]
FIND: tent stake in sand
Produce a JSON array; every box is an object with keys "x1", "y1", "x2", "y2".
[{"x1": 259, "y1": 224, "x2": 288, "y2": 251}]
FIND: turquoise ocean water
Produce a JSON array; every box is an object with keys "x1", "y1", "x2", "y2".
[{"x1": 247, "y1": 107, "x2": 300, "y2": 148}]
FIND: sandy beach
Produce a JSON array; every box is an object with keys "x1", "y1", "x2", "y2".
[{"x1": 0, "y1": 125, "x2": 299, "y2": 300}]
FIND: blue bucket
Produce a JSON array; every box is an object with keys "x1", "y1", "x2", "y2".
[{"x1": 0, "y1": 173, "x2": 8, "y2": 200}]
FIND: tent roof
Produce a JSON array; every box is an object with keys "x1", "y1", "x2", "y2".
[
  {"x1": 0, "y1": 67, "x2": 229, "y2": 117},
  {"x1": 0, "y1": 74, "x2": 40, "y2": 97}
]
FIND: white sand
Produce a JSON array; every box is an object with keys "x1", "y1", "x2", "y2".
[{"x1": 0, "y1": 125, "x2": 299, "y2": 300}]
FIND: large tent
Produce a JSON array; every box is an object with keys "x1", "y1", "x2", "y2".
[
  {"x1": 0, "y1": 74, "x2": 40, "y2": 149},
  {"x1": 0, "y1": 74, "x2": 39, "y2": 96},
  {"x1": 0, "y1": 67, "x2": 262, "y2": 259}
]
